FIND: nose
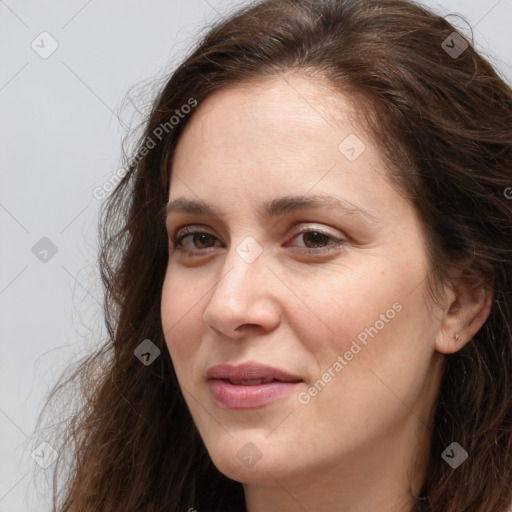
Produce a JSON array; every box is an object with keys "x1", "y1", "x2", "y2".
[{"x1": 202, "y1": 243, "x2": 281, "y2": 340}]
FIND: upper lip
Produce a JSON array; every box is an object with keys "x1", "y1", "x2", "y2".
[{"x1": 206, "y1": 362, "x2": 303, "y2": 384}]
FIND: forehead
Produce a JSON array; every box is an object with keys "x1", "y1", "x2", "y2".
[
  {"x1": 171, "y1": 74, "x2": 374, "y2": 179},
  {"x1": 166, "y1": 74, "x2": 403, "y2": 229}
]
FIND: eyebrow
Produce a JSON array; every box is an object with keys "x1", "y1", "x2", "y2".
[{"x1": 165, "y1": 194, "x2": 377, "y2": 222}]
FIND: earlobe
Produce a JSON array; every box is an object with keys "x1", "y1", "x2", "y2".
[{"x1": 435, "y1": 282, "x2": 493, "y2": 355}]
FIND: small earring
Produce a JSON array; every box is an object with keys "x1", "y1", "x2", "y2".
[{"x1": 455, "y1": 332, "x2": 460, "y2": 342}]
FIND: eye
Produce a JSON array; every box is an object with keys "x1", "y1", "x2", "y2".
[
  {"x1": 168, "y1": 225, "x2": 346, "y2": 256},
  {"x1": 170, "y1": 228, "x2": 222, "y2": 253},
  {"x1": 286, "y1": 227, "x2": 346, "y2": 253}
]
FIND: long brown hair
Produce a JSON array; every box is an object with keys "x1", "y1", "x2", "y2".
[{"x1": 40, "y1": 0, "x2": 512, "y2": 510}]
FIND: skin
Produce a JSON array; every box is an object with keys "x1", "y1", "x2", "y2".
[{"x1": 160, "y1": 73, "x2": 491, "y2": 512}]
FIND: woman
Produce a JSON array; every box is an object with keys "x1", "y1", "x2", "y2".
[{"x1": 43, "y1": 0, "x2": 512, "y2": 510}]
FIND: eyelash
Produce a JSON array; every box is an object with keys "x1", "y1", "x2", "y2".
[{"x1": 169, "y1": 226, "x2": 346, "y2": 256}]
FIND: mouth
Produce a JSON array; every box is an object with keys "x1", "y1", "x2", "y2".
[
  {"x1": 206, "y1": 362, "x2": 304, "y2": 409},
  {"x1": 222, "y1": 377, "x2": 298, "y2": 385}
]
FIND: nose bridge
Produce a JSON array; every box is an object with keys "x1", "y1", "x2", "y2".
[
  {"x1": 203, "y1": 235, "x2": 277, "y2": 334},
  {"x1": 212, "y1": 235, "x2": 266, "y2": 306}
]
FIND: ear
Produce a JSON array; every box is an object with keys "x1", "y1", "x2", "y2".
[{"x1": 435, "y1": 273, "x2": 493, "y2": 355}]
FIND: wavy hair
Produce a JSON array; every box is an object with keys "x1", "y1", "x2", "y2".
[{"x1": 42, "y1": 0, "x2": 512, "y2": 510}]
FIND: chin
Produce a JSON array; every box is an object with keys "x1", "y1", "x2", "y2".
[{"x1": 204, "y1": 435, "x2": 289, "y2": 483}]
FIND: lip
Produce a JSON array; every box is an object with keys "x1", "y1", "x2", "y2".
[{"x1": 206, "y1": 362, "x2": 304, "y2": 410}]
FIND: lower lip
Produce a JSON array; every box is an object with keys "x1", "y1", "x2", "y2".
[{"x1": 208, "y1": 379, "x2": 302, "y2": 409}]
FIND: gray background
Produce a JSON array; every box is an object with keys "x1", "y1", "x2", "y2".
[{"x1": 1, "y1": 0, "x2": 511, "y2": 510}]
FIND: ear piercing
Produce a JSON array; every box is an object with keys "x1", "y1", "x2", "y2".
[{"x1": 455, "y1": 332, "x2": 460, "y2": 342}]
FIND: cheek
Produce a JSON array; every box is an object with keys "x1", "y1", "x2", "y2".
[
  {"x1": 303, "y1": 256, "x2": 435, "y2": 389},
  {"x1": 161, "y1": 268, "x2": 205, "y2": 364},
  {"x1": 293, "y1": 263, "x2": 408, "y2": 354},
  {"x1": 305, "y1": 270, "x2": 436, "y2": 415}
]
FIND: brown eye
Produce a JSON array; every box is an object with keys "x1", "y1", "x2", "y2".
[
  {"x1": 171, "y1": 230, "x2": 222, "y2": 252},
  {"x1": 300, "y1": 231, "x2": 333, "y2": 248},
  {"x1": 287, "y1": 228, "x2": 345, "y2": 253},
  {"x1": 190, "y1": 233, "x2": 217, "y2": 249}
]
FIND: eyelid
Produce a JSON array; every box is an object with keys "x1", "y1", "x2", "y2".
[
  {"x1": 170, "y1": 223, "x2": 344, "y2": 242},
  {"x1": 168, "y1": 224, "x2": 218, "y2": 242},
  {"x1": 286, "y1": 223, "x2": 345, "y2": 242}
]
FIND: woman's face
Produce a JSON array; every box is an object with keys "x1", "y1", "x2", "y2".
[{"x1": 161, "y1": 75, "x2": 445, "y2": 494}]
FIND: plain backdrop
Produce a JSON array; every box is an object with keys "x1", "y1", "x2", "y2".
[{"x1": 1, "y1": 0, "x2": 511, "y2": 510}]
